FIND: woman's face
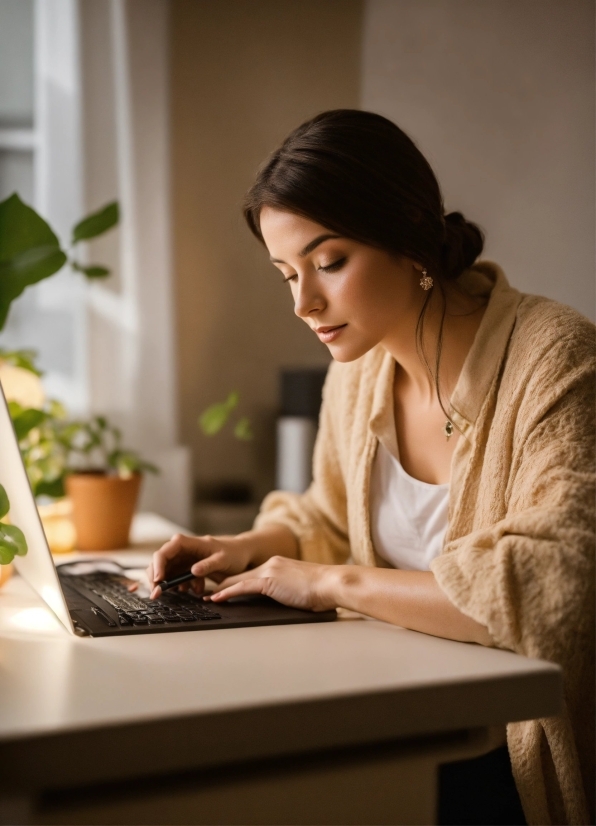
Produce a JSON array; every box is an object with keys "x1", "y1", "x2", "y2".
[{"x1": 259, "y1": 207, "x2": 425, "y2": 363}]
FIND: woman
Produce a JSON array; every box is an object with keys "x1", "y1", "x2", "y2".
[{"x1": 149, "y1": 110, "x2": 594, "y2": 825}]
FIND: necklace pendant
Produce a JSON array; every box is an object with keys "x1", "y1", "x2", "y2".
[{"x1": 444, "y1": 420, "x2": 454, "y2": 440}]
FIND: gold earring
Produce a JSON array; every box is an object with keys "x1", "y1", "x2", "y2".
[{"x1": 419, "y1": 268, "x2": 434, "y2": 290}]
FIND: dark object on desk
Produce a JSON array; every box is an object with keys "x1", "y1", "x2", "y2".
[
  {"x1": 280, "y1": 367, "x2": 328, "y2": 419},
  {"x1": 277, "y1": 367, "x2": 329, "y2": 493},
  {"x1": 59, "y1": 564, "x2": 337, "y2": 637}
]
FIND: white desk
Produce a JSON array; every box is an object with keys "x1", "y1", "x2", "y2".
[{"x1": 0, "y1": 514, "x2": 561, "y2": 825}]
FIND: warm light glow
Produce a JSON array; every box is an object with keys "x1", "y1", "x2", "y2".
[
  {"x1": 0, "y1": 363, "x2": 45, "y2": 408},
  {"x1": 10, "y1": 607, "x2": 60, "y2": 632}
]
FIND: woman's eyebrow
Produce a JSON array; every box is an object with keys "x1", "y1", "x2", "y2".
[{"x1": 269, "y1": 233, "x2": 341, "y2": 264}]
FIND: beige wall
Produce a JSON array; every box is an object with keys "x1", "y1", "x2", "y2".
[
  {"x1": 170, "y1": 0, "x2": 362, "y2": 503},
  {"x1": 362, "y1": 0, "x2": 595, "y2": 321}
]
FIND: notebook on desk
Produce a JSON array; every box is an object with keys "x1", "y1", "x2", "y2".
[{"x1": 0, "y1": 383, "x2": 337, "y2": 637}]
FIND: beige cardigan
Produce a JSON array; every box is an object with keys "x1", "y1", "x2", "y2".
[{"x1": 254, "y1": 261, "x2": 595, "y2": 826}]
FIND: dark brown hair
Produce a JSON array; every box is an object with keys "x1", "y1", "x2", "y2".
[{"x1": 243, "y1": 109, "x2": 485, "y2": 416}]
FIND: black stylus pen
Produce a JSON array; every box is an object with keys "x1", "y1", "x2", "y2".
[{"x1": 157, "y1": 571, "x2": 196, "y2": 592}]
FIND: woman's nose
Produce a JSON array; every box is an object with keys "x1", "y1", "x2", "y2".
[{"x1": 293, "y1": 277, "x2": 325, "y2": 319}]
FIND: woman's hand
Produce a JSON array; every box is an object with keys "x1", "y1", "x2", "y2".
[
  {"x1": 142, "y1": 533, "x2": 254, "y2": 599},
  {"x1": 207, "y1": 556, "x2": 337, "y2": 613}
]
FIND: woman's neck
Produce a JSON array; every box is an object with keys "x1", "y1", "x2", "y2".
[{"x1": 382, "y1": 283, "x2": 487, "y2": 404}]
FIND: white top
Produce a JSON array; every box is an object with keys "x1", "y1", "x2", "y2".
[{"x1": 370, "y1": 441, "x2": 449, "y2": 571}]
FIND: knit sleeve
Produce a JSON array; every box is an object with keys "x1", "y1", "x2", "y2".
[
  {"x1": 430, "y1": 335, "x2": 595, "y2": 660},
  {"x1": 430, "y1": 333, "x2": 595, "y2": 825},
  {"x1": 253, "y1": 362, "x2": 350, "y2": 565}
]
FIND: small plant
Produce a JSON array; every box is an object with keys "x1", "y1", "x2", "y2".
[
  {"x1": 12, "y1": 404, "x2": 159, "y2": 498},
  {"x1": 9, "y1": 397, "x2": 70, "y2": 498},
  {"x1": 0, "y1": 483, "x2": 27, "y2": 564},
  {"x1": 0, "y1": 348, "x2": 41, "y2": 376},
  {"x1": 0, "y1": 193, "x2": 119, "y2": 331},
  {"x1": 1, "y1": 348, "x2": 158, "y2": 497},
  {"x1": 62, "y1": 415, "x2": 160, "y2": 479},
  {"x1": 198, "y1": 391, "x2": 253, "y2": 441}
]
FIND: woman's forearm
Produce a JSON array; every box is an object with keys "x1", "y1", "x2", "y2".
[{"x1": 325, "y1": 565, "x2": 494, "y2": 646}]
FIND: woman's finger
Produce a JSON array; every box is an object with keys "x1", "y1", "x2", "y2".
[
  {"x1": 211, "y1": 566, "x2": 264, "y2": 592},
  {"x1": 151, "y1": 533, "x2": 213, "y2": 582},
  {"x1": 209, "y1": 577, "x2": 269, "y2": 603},
  {"x1": 190, "y1": 550, "x2": 227, "y2": 579}
]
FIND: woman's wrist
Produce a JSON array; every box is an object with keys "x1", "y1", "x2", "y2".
[{"x1": 317, "y1": 564, "x2": 354, "y2": 611}]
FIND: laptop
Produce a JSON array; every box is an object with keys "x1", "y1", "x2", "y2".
[{"x1": 0, "y1": 383, "x2": 337, "y2": 637}]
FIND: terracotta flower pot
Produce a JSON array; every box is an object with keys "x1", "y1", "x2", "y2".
[{"x1": 65, "y1": 472, "x2": 142, "y2": 551}]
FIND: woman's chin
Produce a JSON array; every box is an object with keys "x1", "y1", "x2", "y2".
[{"x1": 328, "y1": 339, "x2": 376, "y2": 363}]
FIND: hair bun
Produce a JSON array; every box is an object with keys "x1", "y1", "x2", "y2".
[{"x1": 440, "y1": 211, "x2": 485, "y2": 280}]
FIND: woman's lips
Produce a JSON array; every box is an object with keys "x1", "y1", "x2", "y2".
[{"x1": 315, "y1": 324, "x2": 347, "y2": 343}]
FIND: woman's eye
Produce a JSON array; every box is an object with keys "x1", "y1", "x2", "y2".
[
  {"x1": 319, "y1": 257, "x2": 346, "y2": 273},
  {"x1": 282, "y1": 274, "x2": 298, "y2": 283}
]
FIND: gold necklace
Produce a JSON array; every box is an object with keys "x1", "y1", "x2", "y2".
[{"x1": 444, "y1": 420, "x2": 454, "y2": 440}]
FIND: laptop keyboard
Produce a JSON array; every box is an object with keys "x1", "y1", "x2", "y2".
[{"x1": 74, "y1": 572, "x2": 222, "y2": 628}]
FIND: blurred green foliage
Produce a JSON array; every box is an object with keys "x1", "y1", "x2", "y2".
[
  {"x1": 0, "y1": 483, "x2": 27, "y2": 565},
  {"x1": 198, "y1": 391, "x2": 253, "y2": 441},
  {"x1": 0, "y1": 193, "x2": 119, "y2": 331}
]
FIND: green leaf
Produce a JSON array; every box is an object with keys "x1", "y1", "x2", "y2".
[
  {"x1": 198, "y1": 392, "x2": 240, "y2": 436},
  {"x1": 0, "y1": 523, "x2": 28, "y2": 563},
  {"x1": 0, "y1": 484, "x2": 9, "y2": 520},
  {"x1": 72, "y1": 201, "x2": 119, "y2": 244},
  {"x1": 0, "y1": 348, "x2": 42, "y2": 376},
  {"x1": 0, "y1": 194, "x2": 67, "y2": 331},
  {"x1": 0, "y1": 193, "x2": 61, "y2": 261},
  {"x1": 7, "y1": 400, "x2": 24, "y2": 418},
  {"x1": 0, "y1": 246, "x2": 67, "y2": 331},
  {"x1": 233, "y1": 417, "x2": 253, "y2": 441},
  {"x1": 34, "y1": 478, "x2": 65, "y2": 498},
  {"x1": 12, "y1": 407, "x2": 47, "y2": 441},
  {"x1": 48, "y1": 399, "x2": 67, "y2": 419},
  {"x1": 108, "y1": 450, "x2": 158, "y2": 477},
  {"x1": 71, "y1": 262, "x2": 110, "y2": 279},
  {"x1": 199, "y1": 402, "x2": 231, "y2": 436}
]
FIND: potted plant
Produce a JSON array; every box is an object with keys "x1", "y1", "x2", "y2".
[
  {"x1": 62, "y1": 414, "x2": 158, "y2": 550},
  {"x1": 9, "y1": 395, "x2": 158, "y2": 551},
  {"x1": 0, "y1": 190, "x2": 124, "y2": 555}
]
